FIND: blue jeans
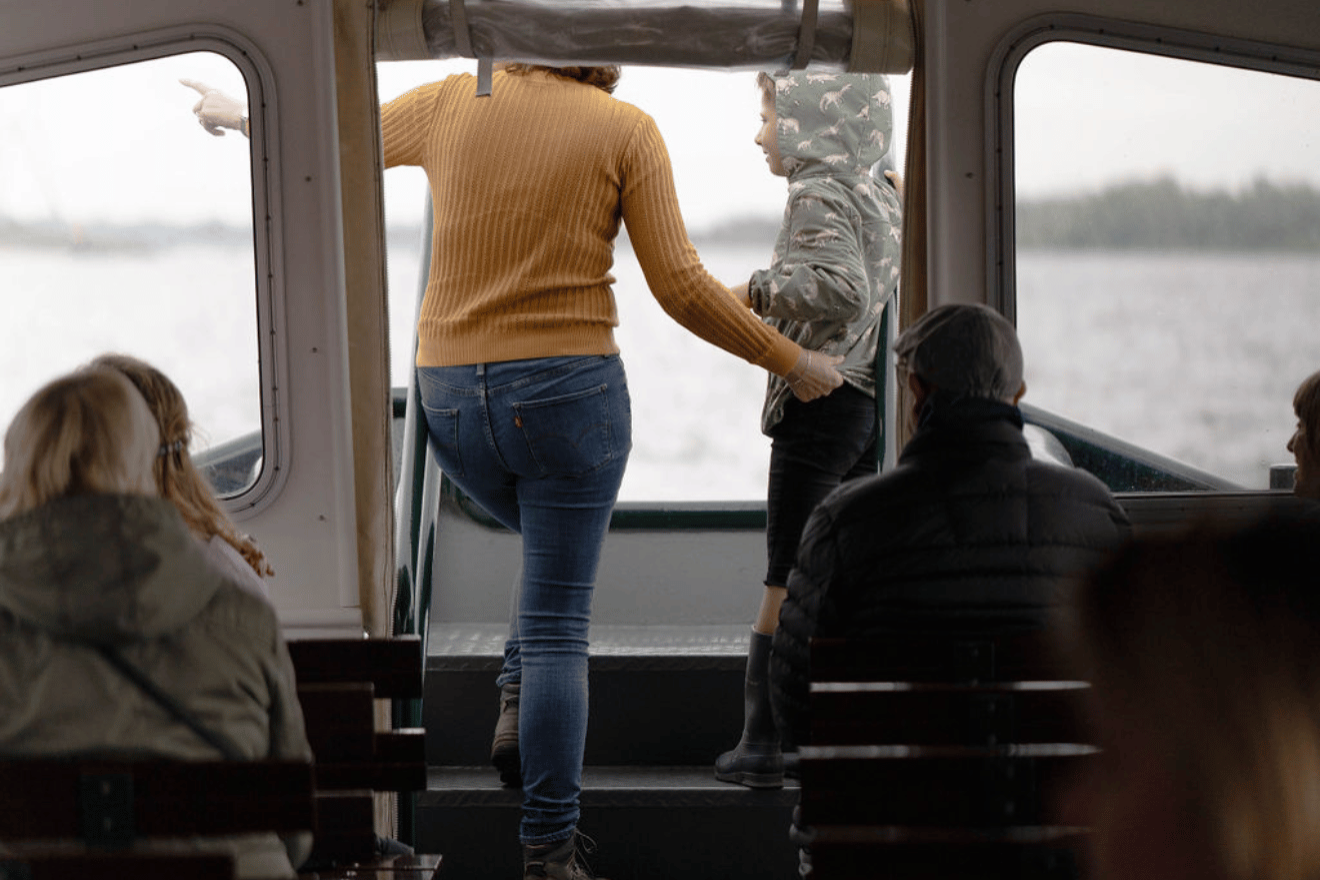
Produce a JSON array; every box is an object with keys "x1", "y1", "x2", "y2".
[
  {"x1": 417, "y1": 355, "x2": 631, "y2": 845},
  {"x1": 765, "y1": 383, "x2": 878, "y2": 586}
]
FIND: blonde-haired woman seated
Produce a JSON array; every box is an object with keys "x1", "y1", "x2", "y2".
[
  {"x1": 1289, "y1": 369, "x2": 1320, "y2": 500},
  {"x1": 0, "y1": 367, "x2": 311, "y2": 878},
  {"x1": 90, "y1": 352, "x2": 273, "y2": 599},
  {"x1": 1059, "y1": 509, "x2": 1320, "y2": 880}
]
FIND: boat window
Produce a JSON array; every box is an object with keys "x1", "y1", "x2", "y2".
[
  {"x1": 0, "y1": 51, "x2": 262, "y2": 497},
  {"x1": 1010, "y1": 41, "x2": 1320, "y2": 493},
  {"x1": 380, "y1": 61, "x2": 909, "y2": 501}
]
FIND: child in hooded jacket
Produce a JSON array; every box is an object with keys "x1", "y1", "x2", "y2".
[{"x1": 717, "y1": 71, "x2": 903, "y2": 788}]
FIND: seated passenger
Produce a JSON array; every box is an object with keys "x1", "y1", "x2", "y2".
[
  {"x1": 90, "y1": 353, "x2": 274, "y2": 600},
  {"x1": 0, "y1": 367, "x2": 311, "y2": 878},
  {"x1": 1289, "y1": 369, "x2": 1320, "y2": 500},
  {"x1": 1059, "y1": 510, "x2": 1320, "y2": 880},
  {"x1": 769, "y1": 303, "x2": 1130, "y2": 750}
]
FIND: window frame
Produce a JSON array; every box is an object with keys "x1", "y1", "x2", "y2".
[
  {"x1": 987, "y1": 14, "x2": 1320, "y2": 503},
  {"x1": 0, "y1": 27, "x2": 289, "y2": 515}
]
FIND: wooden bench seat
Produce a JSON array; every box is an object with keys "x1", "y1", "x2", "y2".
[
  {"x1": 0, "y1": 636, "x2": 438, "y2": 880},
  {"x1": 297, "y1": 853, "x2": 443, "y2": 879},
  {"x1": 287, "y1": 635, "x2": 439, "y2": 879},
  {"x1": 799, "y1": 742, "x2": 1092, "y2": 827},
  {"x1": 297, "y1": 683, "x2": 427, "y2": 791},
  {"x1": 288, "y1": 637, "x2": 425, "y2": 700},
  {"x1": 1, "y1": 851, "x2": 235, "y2": 880},
  {"x1": 801, "y1": 826, "x2": 1085, "y2": 880},
  {"x1": 809, "y1": 680, "x2": 1088, "y2": 746},
  {"x1": 809, "y1": 631, "x2": 1069, "y2": 684},
  {"x1": 798, "y1": 632, "x2": 1092, "y2": 880},
  {"x1": 0, "y1": 757, "x2": 315, "y2": 880}
]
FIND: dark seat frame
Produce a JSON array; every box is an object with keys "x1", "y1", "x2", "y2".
[
  {"x1": 287, "y1": 635, "x2": 439, "y2": 879},
  {"x1": 798, "y1": 632, "x2": 1093, "y2": 880},
  {"x1": 0, "y1": 757, "x2": 315, "y2": 880}
]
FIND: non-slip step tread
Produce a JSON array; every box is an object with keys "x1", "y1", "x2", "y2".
[
  {"x1": 427, "y1": 623, "x2": 754, "y2": 672},
  {"x1": 419, "y1": 765, "x2": 800, "y2": 808}
]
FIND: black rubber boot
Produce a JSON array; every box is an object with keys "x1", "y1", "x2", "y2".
[{"x1": 714, "y1": 629, "x2": 784, "y2": 788}]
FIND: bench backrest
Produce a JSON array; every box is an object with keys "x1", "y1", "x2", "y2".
[
  {"x1": 809, "y1": 630, "x2": 1069, "y2": 684},
  {"x1": 287, "y1": 635, "x2": 423, "y2": 699},
  {"x1": 1, "y1": 852, "x2": 235, "y2": 880},
  {"x1": 0, "y1": 758, "x2": 315, "y2": 842},
  {"x1": 287, "y1": 636, "x2": 428, "y2": 868},
  {"x1": 810, "y1": 680, "x2": 1089, "y2": 746},
  {"x1": 800, "y1": 634, "x2": 1092, "y2": 880},
  {"x1": 0, "y1": 758, "x2": 315, "y2": 880}
]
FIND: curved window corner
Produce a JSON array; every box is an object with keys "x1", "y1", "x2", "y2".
[
  {"x1": 0, "y1": 49, "x2": 264, "y2": 498},
  {"x1": 1002, "y1": 35, "x2": 1320, "y2": 495}
]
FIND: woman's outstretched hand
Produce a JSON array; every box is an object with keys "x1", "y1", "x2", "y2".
[
  {"x1": 180, "y1": 79, "x2": 246, "y2": 136},
  {"x1": 784, "y1": 349, "x2": 844, "y2": 402}
]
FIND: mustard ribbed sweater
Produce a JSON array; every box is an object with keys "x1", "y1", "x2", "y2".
[{"x1": 382, "y1": 70, "x2": 799, "y2": 376}]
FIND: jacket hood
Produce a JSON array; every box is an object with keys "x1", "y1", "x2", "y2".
[
  {"x1": 901, "y1": 395, "x2": 1029, "y2": 465},
  {"x1": 0, "y1": 494, "x2": 226, "y2": 645},
  {"x1": 916, "y1": 393, "x2": 1025, "y2": 432},
  {"x1": 770, "y1": 71, "x2": 894, "y2": 179}
]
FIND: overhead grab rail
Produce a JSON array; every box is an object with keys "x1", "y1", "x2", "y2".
[{"x1": 377, "y1": 0, "x2": 914, "y2": 74}]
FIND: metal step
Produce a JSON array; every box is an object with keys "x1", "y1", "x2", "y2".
[
  {"x1": 416, "y1": 766, "x2": 800, "y2": 880},
  {"x1": 424, "y1": 623, "x2": 757, "y2": 766},
  {"x1": 418, "y1": 624, "x2": 802, "y2": 879}
]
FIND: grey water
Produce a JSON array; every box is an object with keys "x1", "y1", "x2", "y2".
[{"x1": 2, "y1": 241, "x2": 1312, "y2": 501}]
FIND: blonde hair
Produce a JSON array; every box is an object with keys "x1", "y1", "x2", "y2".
[
  {"x1": 0, "y1": 367, "x2": 158, "y2": 519},
  {"x1": 1066, "y1": 513, "x2": 1320, "y2": 880},
  {"x1": 89, "y1": 353, "x2": 273, "y2": 577},
  {"x1": 501, "y1": 63, "x2": 621, "y2": 94},
  {"x1": 1294, "y1": 369, "x2": 1320, "y2": 463}
]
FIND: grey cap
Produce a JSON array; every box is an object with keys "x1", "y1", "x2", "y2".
[{"x1": 893, "y1": 304, "x2": 1024, "y2": 402}]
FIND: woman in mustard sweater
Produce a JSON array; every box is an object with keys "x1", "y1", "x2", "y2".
[{"x1": 189, "y1": 64, "x2": 842, "y2": 879}]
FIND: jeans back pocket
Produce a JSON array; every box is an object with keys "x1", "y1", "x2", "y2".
[
  {"x1": 420, "y1": 405, "x2": 464, "y2": 477},
  {"x1": 512, "y1": 384, "x2": 617, "y2": 477}
]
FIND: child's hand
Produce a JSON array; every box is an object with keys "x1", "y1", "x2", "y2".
[
  {"x1": 729, "y1": 282, "x2": 753, "y2": 308},
  {"x1": 784, "y1": 350, "x2": 844, "y2": 402}
]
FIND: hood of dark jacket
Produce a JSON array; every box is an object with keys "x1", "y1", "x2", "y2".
[
  {"x1": 903, "y1": 394, "x2": 1028, "y2": 463},
  {"x1": 0, "y1": 493, "x2": 225, "y2": 646},
  {"x1": 770, "y1": 71, "x2": 894, "y2": 181}
]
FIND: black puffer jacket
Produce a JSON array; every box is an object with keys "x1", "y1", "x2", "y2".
[{"x1": 769, "y1": 395, "x2": 1130, "y2": 748}]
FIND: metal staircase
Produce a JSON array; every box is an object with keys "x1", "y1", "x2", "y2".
[{"x1": 415, "y1": 623, "x2": 800, "y2": 880}]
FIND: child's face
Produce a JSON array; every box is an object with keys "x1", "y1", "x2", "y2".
[{"x1": 755, "y1": 90, "x2": 785, "y2": 177}]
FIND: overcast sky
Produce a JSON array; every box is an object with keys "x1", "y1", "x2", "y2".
[{"x1": 2, "y1": 41, "x2": 1320, "y2": 230}]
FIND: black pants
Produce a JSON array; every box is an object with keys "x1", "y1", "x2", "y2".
[{"x1": 764, "y1": 383, "x2": 878, "y2": 587}]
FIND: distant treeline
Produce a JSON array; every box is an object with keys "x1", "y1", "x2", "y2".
[
  {"x1": 1017, "y1": 177, "x2": 1320, "y2": 250},
  {"x1": 11, "y1": 177, "x2": 1320, "y2": 253},
  {"x1": 686, "y1": 177, "x2": 1320, "y2": 252}
]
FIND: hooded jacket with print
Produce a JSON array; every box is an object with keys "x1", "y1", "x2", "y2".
[
  {"x1": 749, "y1": 71, "x2": 903, "y2": 433},
  {"x1": 0, "y1": 493, "x2": 312, "y2": 878}
]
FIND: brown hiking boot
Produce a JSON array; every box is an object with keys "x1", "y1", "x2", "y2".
[
  {"x1": 491, "y1": 682, "x2": 521, "y2": 787},
  {"x1": 523, "y1": 831, "x2": 606, "y2": 880}
]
